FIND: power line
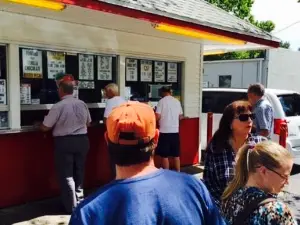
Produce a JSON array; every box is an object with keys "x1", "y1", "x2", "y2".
[{"x1": 273, "y1": 20, "x2": 300, "y2": 34}]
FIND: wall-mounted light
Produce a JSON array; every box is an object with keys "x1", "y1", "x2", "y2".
[
  {"x1": 153, "y1": 23, "x2": 246, "y2": 45},
  {"x1": 7, "y1": 0, "x2": 66, "y2": 11}
]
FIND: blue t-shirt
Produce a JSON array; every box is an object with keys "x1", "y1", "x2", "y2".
[{"x1": 69, "y1": 169, "x2": 225, "y2": 225}]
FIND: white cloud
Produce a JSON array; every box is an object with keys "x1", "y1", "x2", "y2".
[{"x1": 252, "y1": 0, "x2": 300, "y2": 50}]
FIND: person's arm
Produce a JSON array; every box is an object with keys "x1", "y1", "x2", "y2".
[
  {"x1": 155, "y1": 101, "x2": 162, "y2": 121},
  {"x1": 179, "y1": 102, "x2": 184, "y2": 120},
  {"x1": 103, "y1": 101, "x2": 112, "y2": 125},
  {"x1": 86, "y1": 105, "x2": 92, "y2": 127},
  {"x1": 256, "y1": 106, "x2": 273, "y2": 137},
  {"x1": 41, "y1": 106, "x2": 60, "y2": 132}
]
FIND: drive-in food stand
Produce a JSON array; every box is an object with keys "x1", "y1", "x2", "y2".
[{"x1": 0, "y1": 0, "x2": 280, "y2": 208}]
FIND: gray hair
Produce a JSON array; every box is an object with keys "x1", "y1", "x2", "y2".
[
  {"x1": 105, "y1": 83, "x2": 119, "y2": 95},
  {"x1": 248, "y1": 83, "x2": 265, "y2": 97},
  {"x1": 59, "y1": 81, "x2": 74, "y2": 94}
]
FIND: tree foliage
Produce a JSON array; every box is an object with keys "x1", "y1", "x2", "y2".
[
  {"x1": 280, "y1": 41, "x2": 290, "y2": 49},
  {"x1": 204, "y1": 0, "x2": 287, "y2": 60}
]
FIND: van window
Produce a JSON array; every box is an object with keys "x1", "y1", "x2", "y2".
[
  {"x1": 277, "y1": 94, "x2": 300, "y2": 117},
  {"x1": 202, "y1": 91, "x2": 247, "y2": 113}
]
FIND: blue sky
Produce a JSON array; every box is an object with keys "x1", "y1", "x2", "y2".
[{"x1": 252, "y1": 0, "x2": 300, "y2": 50}]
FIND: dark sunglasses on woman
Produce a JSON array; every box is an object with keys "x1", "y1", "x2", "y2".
[{"x1": 235, "y1": 113, "x2": 256, "y2": 122}]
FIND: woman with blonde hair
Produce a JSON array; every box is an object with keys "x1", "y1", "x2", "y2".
[{"x1": 222, "y1": 141, "x2": 297, "y2": 225}]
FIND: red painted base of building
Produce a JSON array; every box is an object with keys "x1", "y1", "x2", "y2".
[{"x1": 0, "y1": 118, "x2": 199, "y2": 208}]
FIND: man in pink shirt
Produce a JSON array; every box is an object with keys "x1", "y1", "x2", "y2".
[{"x1": 39, "y1": 77, "x2": 91, "y2": 214}]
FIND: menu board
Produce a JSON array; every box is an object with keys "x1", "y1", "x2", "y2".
[
  {"x1": 78, "y1": 81, "x2": 95, "y2": 89},
  {"x1": 126, "y1": 59, "x2": 138, "y2": 81},
  {"x1": 0, "y1": 79, "x2": 6, "y2": 104},
  {"x1": 167, "y1": 62, "x2": 178, "y2": 83},
  {"x1": 79, "y1": 54, "x2": 94, "y2": 80},
  {"x1": 154, "y1": 61, "x2": 165, "y2": 82},
  {"x1": 20, "y1": 83, "x2": 31, "y2": 105},
  {"x1": 140, "y1": 60, "x2": 152, "y2": 82},
  {"x1": 22, "y1": 49, "x2": 43, "y2": 79},
  {"x1": 47, "y1": 51, "x2": 65, "y2": 79},
  {"x1": 97, "y1": 56, "x2": 112, "y2": 80}
]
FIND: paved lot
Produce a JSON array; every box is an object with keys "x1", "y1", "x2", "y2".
[{"x1": 0, "y1": 165, "x2": 299, "y2": 225}]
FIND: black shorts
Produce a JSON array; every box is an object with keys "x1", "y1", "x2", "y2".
[{"x1": 155, "y1": 133, "x2": 180, "y2": 158}]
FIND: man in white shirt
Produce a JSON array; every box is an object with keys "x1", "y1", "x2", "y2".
[
  {"x1": 155, "y1": 86, "x2": 184, "y2": 172},
  {"x1": 103, "y1": 83, "x2": 126, "y2": 178},
  {"x1": 103, "y1": 83, "x2": 126, "y2": 125}
]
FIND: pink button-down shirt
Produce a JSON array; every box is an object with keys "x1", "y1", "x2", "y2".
[{"x1": 43, "y1": 95, "x2": 91, "y2": 137}]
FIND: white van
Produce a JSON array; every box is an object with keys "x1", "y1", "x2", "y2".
[{"x1": 201, "y1": 88, "x2": 300, "y2": 162}]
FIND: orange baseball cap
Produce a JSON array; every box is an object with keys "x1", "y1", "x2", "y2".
[{"x1": 106, "y1": 101, "x2": 156, "y2": 145}]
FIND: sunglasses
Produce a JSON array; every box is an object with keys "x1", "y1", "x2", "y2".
[
  {"x1": 235, "y1": 113, "x2": 255, "y2": 122},
  {"x1": 256, "y1": 166, "x2": 289, "y2": 181}
]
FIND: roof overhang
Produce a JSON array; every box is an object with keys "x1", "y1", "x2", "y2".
[{"x1": 61, "y1": 0, "x2": 280, "y2": 48}]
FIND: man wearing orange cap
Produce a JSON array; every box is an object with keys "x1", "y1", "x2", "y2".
[{"x1": 69, "y1": 101, "x2": 225, "y2": 225}]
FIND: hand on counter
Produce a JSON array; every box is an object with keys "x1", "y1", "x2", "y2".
[{"x1": 33, "y1": 121, "x2": 42, "y2": 129}]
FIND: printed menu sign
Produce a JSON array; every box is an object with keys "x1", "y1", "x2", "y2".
[
  {"x1": 47, "y1": 51, "x2": 65, "y2": 79},
  {"x1": 154, "y1": 61, "x2": 165, "y2": 82},
  {"x1": 78, "y1": 81, "x2": 95, "y2": 89},
  {"x1": 20, "y1": 84, "x2": 31, "y2": 105},
  {"x1": 0, "y1": 79, "x2": 6, "y2": 104},
  {"x1": 22, "y1": 49, "x2": 43, "y2": 79},
  {"x1": 140, "y1": 60, "x2": 152, "y2": 82},
  {"x1": 79, "y1": 54, "x2": 94, "y2": 80},
  {"x1": 98, "y1": 56, "x2": 112, "y2": 80},
  {"x1": 126, "y1": 59, "x2": 138, "y2": 81},
  {"x1": 167, "y1": 62, "x2": 177, "y2": 83}
]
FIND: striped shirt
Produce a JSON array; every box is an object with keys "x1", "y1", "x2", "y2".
[
  {"x1": 253, "y1": 98, "x2": 274, "y2": 138},
  {"x1": 43, "y1": 95, "x2": 91, "y2": 137}
]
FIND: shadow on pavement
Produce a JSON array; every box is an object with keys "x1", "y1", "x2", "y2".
[{"x1": 291, "y1": 163, "x2": 300, "y2": 176}]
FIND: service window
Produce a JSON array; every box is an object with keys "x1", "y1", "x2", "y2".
[
  {"x1": 0, "y1": 45, "x2": 8, "y2": 129},
  {"x1": 19, "y1": 47, "x2": 117, "y2": 126},
  {"x1": 125, "y1": 58, "x2": 182, "y2": 102}
]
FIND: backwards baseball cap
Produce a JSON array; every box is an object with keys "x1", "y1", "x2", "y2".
[
  {"x1": 106, "y1": 101, "x2": 157, "y2": 146},
  {"x1": 55, "y1": 73, "x2": 74, "y2": 82}
]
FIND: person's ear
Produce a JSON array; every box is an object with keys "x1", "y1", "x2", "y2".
[
  {"x1": 104, "y1": 131, "x2": 109, "y2": 145},
  {"x1": 153, "y1": 129, "x2": 160, "y2": 145}
]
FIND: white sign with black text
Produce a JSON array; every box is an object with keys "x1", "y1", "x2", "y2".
[
  {"x1": 97, "y1": 56, "x2": 112, "y2": 80},
  {"x1": 22, "y1": 49, "x2": 43, "y2": 79},
  {"x1": 126, "y1": 59, "x2": 138, "y2": 82},
  {"x1": 20, "y1": 84, "x2": 31, "y2": 105},
  {"x1": 79, "y1": 54, "x2": 94, "y2": 80},
  {"x1": 140, "y1": 60, "x2": 153, "y2": 82},
  {"x1": 167, "y1": 62, "x2": 177, "y2": 83},
  {"x1": 0, "y1": 79, "x2": 6, "y2": 104},
  {"x1": 154, "y1": 61, "x2": 165, "y2": 82}
]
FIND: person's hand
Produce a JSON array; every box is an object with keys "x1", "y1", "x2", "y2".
[{"x1": 33, "y1": 121, "x2": 42, "y2": 128}]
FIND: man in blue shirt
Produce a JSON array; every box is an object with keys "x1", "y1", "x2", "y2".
[
  {"x1": 248, "y1": 84, "x2": 274, "y2": 138},
  {"x1": 69, "y1": 101, "x2": 225, "y2": 225}
]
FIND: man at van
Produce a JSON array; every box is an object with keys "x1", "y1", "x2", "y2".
[
  {"x1": 155, "y1": 86, "x2": 183, "y2": 172},
  {"x1": 247, "y1": 83, "x2": 274, "y2": 138}
]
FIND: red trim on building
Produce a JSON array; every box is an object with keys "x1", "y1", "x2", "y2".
[{"x1": 61, "y1": 0, "x2": 279, "y2": 48}]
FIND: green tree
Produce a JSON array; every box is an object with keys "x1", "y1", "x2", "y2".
[
  {"x1": 280, "y1": 41, "x2": 290, "y2": 49},
  {"x1": 204, "y1": 0, "x2": 277, "y2": 60}
]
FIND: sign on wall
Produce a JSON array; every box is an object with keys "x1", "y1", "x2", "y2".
[
  {"x1": 140, "y1": 60, "x2": 153, "y2": 82},
  {"x1": 97, "y1": 56, "x2": 112, "y2": 80},
  {"x1": 20, "y1": 83, "x2": 31, "y2": 105},
  {"x1": 47, "y1": 51, "x2": 65, "y2": 79},
  {"x1": 78, "y1": 81, "x2": 95, "y2": 89},
  {"x1": 0, "y1": 79, "x2": 6, "y2": 104},
  {"x1": 126, "y1": 59, "x2": 138, "y2": 81},
  {"x1": 79, "y1": 54, "x2": 94, "y2": 80},
  {"x1": 167, "y1": 62, "x2": 178, "y2": 83},
  {"x1": 22, "y1": 49, "x2": 43, "y2": 79},
  {"x1": 154, "y1": 61, "x2": 165, "y2": 82}
]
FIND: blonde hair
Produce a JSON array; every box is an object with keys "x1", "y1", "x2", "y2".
[
  {"x1": 222, "y1": 141, "x2": 292, "y2": 202},
  {"x1": 105, "y1": 83, "x2": 119, "y2": 96}
]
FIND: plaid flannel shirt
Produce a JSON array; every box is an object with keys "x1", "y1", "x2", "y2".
[{"x1": 203, "y1": 134, "x2": 267, "y2": 207}]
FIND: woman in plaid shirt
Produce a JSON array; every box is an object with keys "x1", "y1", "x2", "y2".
[{"x1": 203, "y1": 100, "x2": 267, "y2": 207}]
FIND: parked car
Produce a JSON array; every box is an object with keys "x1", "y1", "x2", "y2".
[{"x1": 201, "y1": 88, "x2": 300, "y2": 163}]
